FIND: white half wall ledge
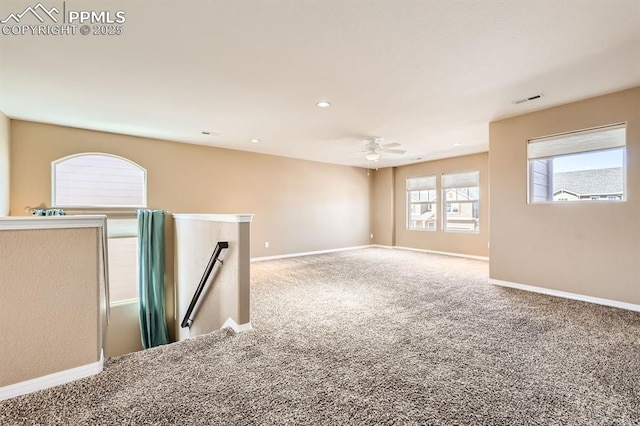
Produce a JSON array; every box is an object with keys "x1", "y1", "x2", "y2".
[
  {"x1": 172, "y1": 214, "x2": 254, "y2": 223},
  {"x1": 0, "y1": 215, "x2": 107, "y2": 230},
  {"x1": 490, "y1": 278, "x2": 640, "y2": 312},
  {"x1": 0, "y1": 352, "x2": 104, "y2": 401}
]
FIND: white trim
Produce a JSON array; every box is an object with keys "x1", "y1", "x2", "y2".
[
  {"x1": 490, "y1": 278, "x2": 640, "y2": 312},
  {"x1": 370, "y1": 244, "x2": 394, "y2": 249},
  {"x1": 109, "y1": 298, "x2": 139, "y2": 308},
  {"x1": 252, "y1": 244, "x2": 489, "y2": 262},
  {"x1": 0, "y1": 215, "x2": 106, "y2": 231},
  {"x1": 221, "y1": 318, "x2": 253, "y2": 332},
  {"x1": 0, "y1": 351, "x2": 104, "y2": 401},
  {"x1": 173, "y1": 214, "x2": 254, "y2": 223},
  {"x1": 251, "y1": 245, "x2": 371, "y2": 262},
  {"x1": 393, "y1": 245, "x2": 489, "y2": 261}
]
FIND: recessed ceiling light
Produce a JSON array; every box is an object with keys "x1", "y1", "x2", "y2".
[
  {"x1": 316, "y1": 100, "x2": 331, "y2": 108},
  {"x1": 452, "y1": 142, "x2": 462, "y2": 147},
  {"x1": 250, "y1": 138, "x2": 261, "y2": 144}
]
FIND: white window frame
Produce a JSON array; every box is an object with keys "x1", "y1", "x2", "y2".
[
  {"x1": 52, "y1": 152, "x2": 147, "y2": 208},
  {"x1": 105, "y1": 218, "x2": 140, "y2": 305},
  {"x1": 527, "y1": 124, "x2": 626, "y2": 204},
  {"x1": 441, "y1": 170, "x2": 480, "y2": 234},
  {"x1": 407, "y1": 175, "x2": 438, "y2": 231}
]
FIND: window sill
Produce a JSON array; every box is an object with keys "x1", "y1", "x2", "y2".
[
  {"x1": 110, "y1": 298, "x2": 139, "y2": 307},
  {"x1": 443, "y1": 230, "x2": 480, "y2": 234},
  {"x1": 528, "y1": 200, "x2": 626, "y2": 205}
]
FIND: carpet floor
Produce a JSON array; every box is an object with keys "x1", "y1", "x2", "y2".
[{"x1": 1, "y1": 248, "x2": 639, "y2": 425}]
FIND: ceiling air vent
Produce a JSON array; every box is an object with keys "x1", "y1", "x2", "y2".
[{"x1": 512, "y1": 93, "x2": 544, "y2": 105}]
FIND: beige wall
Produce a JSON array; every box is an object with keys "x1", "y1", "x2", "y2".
[
  {"x1": 370, "y1": 167, "x2": 395, "y2": 246},
  {"x1": 489, "y1": 87, "x2": 640, "y2": 305},
  {"x1": 9, "y1": 120, "x2": 371, "y2": 258},
  {"x1": 0, "y1": 112, "x2": 9, "y2": 216},
  {"x1": 104, "y1": 303, "x2": 142, "y2": 358},
  {"x1": 391, "y1": 152, "x2": 490, "y2": 257},
  {"x1": 0, "y1": 226, "x2": 101, "y2": 386},
  {"x1": 174, "y1": 217, "x2": 251, "y2": 341}
]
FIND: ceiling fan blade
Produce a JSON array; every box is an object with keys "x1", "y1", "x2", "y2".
[
  {"x1": 381, "y1": 148, "x2": 406, "y2": 154},
  {"x1": 381, "y1": 142, "x2": 401, "y2": 149}
]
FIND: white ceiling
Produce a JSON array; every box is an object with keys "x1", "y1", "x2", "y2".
[{"x1": 1, "y1": 0, "x2": 639, "y2": 168}]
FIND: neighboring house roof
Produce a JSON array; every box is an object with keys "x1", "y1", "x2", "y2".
[
  {"x1": 416, "y1": 211, "x2": 435, "y2": 220},
  {"x1": 554, "y1": 189, "x2": 579, "y2": 197},
  {"x1": 553, "y1": 167, "x2": 623, "y2": 196}
]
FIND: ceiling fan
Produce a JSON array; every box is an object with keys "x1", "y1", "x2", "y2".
[{"x1": 363, "y1": 137, "x2": 407, "y2": 161}]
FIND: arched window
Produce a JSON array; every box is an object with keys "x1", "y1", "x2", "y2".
[
  {"x1": 52, "y1": 153, "x2": 146, "y2": 208},
  {"x1": 52, "y1": 153, "x2": 146, "y2": 304}
]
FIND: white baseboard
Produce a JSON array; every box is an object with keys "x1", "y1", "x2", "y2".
[
  {"x1": 490, "y1": 278, "x2": 640, "y2": 312},
  {"x1": 252, "y1": 244, "x2": 489, "y2": 262},
  {"x1": 251, "y1": 245, "x2": 372, "y2": 262},
  {"x1": 0, "y1": 351, "x2": 104, "y2": 401},
  {"x1": 221, "y1": 317, "x2": 253, "y2": 332},
  {"x1": 393, "y1": 245, "x2": 489, "y2": 261},
  {"x1": 370, "y1": 244, "x2": 394, "y2": 249}
]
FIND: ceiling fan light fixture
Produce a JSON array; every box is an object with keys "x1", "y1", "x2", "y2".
[{"x1": 366, "y1": 152, "x2": 380, "y2": 161}]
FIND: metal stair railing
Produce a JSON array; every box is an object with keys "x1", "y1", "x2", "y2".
[{"x1": 181, "y1": 241, "x2": 229, "y2": 328}]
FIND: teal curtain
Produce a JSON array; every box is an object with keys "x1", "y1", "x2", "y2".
[{"x1": 138, "y1": 209, "x2": 169, "y2": 349}]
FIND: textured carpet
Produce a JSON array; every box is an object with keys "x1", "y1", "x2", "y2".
[{"x1": 2, "y1": 248, "x2": 639, "y2": 425}]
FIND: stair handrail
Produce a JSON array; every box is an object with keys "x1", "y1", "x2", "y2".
[{"x1": 180, "y1": 241, "x2": 229, "y2": 328}]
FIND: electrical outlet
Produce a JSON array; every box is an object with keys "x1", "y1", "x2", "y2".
[
  {"x1": 487, "y1": 242, "x2": 490, "y2": 248},
  {"x1": 265, "y1": 242, "x2": 269, "y2": 248},
  {"x1": 370, "y1": 233, "x2": 374, "y2": 239}
]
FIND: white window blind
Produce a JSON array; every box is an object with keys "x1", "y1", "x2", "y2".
[
  {"x1": 107, "y1": 218, "x2": 139, "y2": 303},
  {"x1": 407, "y1": 175, "x2": 436, "y2": 191},
  {"x1": 52, "y1": 154, "x2": 146, "y2": 207},
  {"x1": 528, "y1": 124, "x2": 625, "y2": 160},
  {"x1": 107, "y1": 236, "x2": 139, "y2": 302},
  {"x1": 442, "y1": 170, "x2": 479, "y2": 188}
]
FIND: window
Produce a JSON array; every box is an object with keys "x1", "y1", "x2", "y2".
[
  {"x1": 442, "y1": 170, "x2": 479, "y2": 233},
  {"x1": 52, "y1": 153, "x2": 146, "y2": 207},
  {"x1": 106, "y1": 218, "x2": 139, "y2": 303},
  {"x1": 528, "y1": 124, "x2": 625, "y2": 203},
  {"x1": 407, "y1": 175, "x2": 437, "y2": 230},
  {"x1": 446, "y1": 203, "x2": 460, "y2": 214},
  {"x1": 52, "y1": 153, "x2": 146, "y2": 304}
]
